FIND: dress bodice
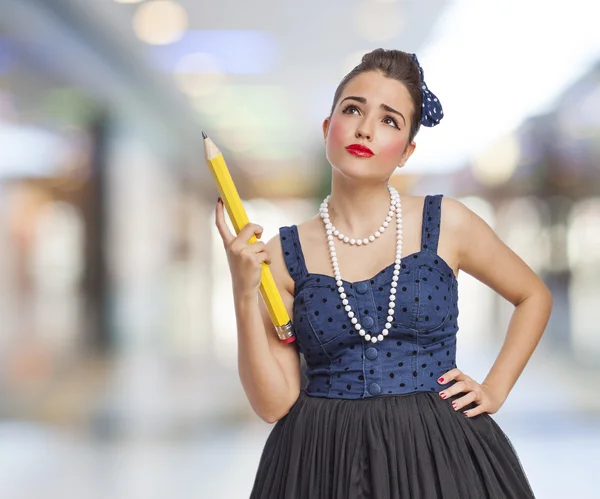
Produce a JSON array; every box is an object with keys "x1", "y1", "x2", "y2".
[{"x1": 279, "y1": 194, "x2": 459, "y2": 399}]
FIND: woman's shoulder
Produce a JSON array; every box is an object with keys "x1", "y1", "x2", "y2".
[
  {"x1": 296, "y1": 214, "x2": 322, "y2": 236},
  {"x1": 274, "y1": 214, "x2": 322, "y2": 246},
  {"x1": 438, "y1": 195, "x2": 474, "y2": 231},
  {"x1": 436, "y1": 195, "x2": 489, "y2": 267}
]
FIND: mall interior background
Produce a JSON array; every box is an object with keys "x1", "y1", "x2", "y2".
[{"x1": 0, "y1": 0, "x2": 599, "y2": 497}]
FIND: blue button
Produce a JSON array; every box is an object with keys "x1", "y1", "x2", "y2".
[
  {"x1": 355, "y1": 282, "x2": 368, "y2": 294},
  {"x1": 369, "y1": 383, "x2": 381, "y2": 395},
  {"x1": 365, "y1": 347, "x2": 378, "y2": 360},
  {"x1": 362, "y1": 316, "x2": 374, "y2": 328}
]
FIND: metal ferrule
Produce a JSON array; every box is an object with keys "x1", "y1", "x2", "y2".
[{"x1": 275, "y1": 321, "x2": 295, "y2": 342}]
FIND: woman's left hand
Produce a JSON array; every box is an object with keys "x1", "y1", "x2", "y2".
[{"x1": 437, "y1": 368, "x2": 506, "y2": 418}]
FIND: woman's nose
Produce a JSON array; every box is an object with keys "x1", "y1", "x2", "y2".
[{"x1": 355, "y1": 125, "x2": 372, "y2": 141}]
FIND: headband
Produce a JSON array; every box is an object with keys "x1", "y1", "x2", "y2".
[{"x1": 411, "y1": 53, "x2": 443, "y2": 127}]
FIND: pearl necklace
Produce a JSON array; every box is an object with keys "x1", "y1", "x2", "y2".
[
  {"x1": 320, "y1": 185, "x2": 396, "y2": 245},
  {"x1": 319, "y1": 186, "x2": 403, "y2": 344}
]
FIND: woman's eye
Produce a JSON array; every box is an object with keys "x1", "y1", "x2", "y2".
[
  {"x1": 383, "y1": 116, "x2": 399, "y2": 129},
  {"x1": 342, "y1": 105, "x2": 360, "y2": 115}
]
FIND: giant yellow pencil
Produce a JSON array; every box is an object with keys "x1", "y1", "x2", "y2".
[{"x1": 203, "y1": 131, "x2": 295, "y2": 343}]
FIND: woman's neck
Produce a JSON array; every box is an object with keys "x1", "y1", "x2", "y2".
[{"x1": 326, "y1": 182, "x2": 394, "y2": 237}]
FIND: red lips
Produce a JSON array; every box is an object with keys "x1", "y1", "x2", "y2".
[{"x1": 345, "y1": 144, "x2": 374, "y2": 158}]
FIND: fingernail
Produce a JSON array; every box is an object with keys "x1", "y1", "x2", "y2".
[
  {"x1": 440, "y1": 392, "x2": 446, "y2": 399},
  {"x1": 452, "y1": 402, "x2": 457, "y2": 409},
  {"x1": 217, "y1": 197, "x2": 222, "y2": 204},
  {"x1": 438, "y1": 377, "x2": 444, "y2": 383}
]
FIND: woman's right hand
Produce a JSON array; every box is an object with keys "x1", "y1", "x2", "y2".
[{"x1": 215, "y1": 198, "x2": 271, "y2": 299}]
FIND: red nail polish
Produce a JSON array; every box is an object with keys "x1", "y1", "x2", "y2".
[
  {"x1": 452, "y1": 402, "x2": 456, "y2": 407},
  {"x1": 217, "y1": 197, "x2": 222, "y2": 204},
  {"x1": 438, "y1": 377, "x2": 444, "y2": 383},
  {"x1": 440, "y1": 393, "x2": 446, "y2": 399}
]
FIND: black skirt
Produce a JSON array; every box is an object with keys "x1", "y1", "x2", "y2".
[{"x1": 250, "y1": 391, "x2": 535, "y2": 499}]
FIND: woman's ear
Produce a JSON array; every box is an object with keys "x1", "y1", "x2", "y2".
[
  {"x1": 322, "y1": 117, "x2": 330, "y2": 142},
  {"x1": 398, "y1": 141, "x2": 416, "y2": 168}
]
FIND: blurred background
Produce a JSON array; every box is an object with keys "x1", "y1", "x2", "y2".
[{"x1": 0, "y1": 0, "x2": 599, "y2": 497}]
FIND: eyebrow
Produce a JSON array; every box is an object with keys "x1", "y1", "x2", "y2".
[{"x1": 340, "y1": 96, "x2": 406, "y2": 126}]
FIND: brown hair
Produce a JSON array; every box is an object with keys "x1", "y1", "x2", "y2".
[{"x1": 329, "y1": 49, "x2": 423, "y2": 143}]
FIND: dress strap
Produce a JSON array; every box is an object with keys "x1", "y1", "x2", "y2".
[
  {"x1": 278, "y1": 225, "x2": 308, "y2": 282},
  {"x1": 420, "y1": 194, "x2": 444, "y2": 253}
]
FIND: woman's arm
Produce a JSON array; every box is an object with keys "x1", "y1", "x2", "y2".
[
  {"x1": 235, "y1": 235, "x2": 301, "y2": 423},
  {"x1": 443, "y1": 197, "x2": 553, "y2": 408}
]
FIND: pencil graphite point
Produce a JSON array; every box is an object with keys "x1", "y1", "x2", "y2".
[{"x1": 201, "y1": 131, "x2": 208, "y2": 139}]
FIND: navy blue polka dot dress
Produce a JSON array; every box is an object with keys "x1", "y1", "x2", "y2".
[{"x1": 251, "y1": 194, "x2": 535, "y2": 499}]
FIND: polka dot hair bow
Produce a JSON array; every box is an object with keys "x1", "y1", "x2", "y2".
[{"x1": 411, "y1": 53, "x2": 444, "y2": 127}]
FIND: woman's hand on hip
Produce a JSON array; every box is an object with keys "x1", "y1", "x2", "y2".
[{"x1": 437, "y1": 368, "x2": 506, "y2": 418}]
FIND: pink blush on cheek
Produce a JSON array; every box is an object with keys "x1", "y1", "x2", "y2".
[
  {"x1": 379, "y1": 140, "x2": 408, "y2": 164},
  {"x1": 326, "y1": 120, "x2": 346, "y2": 149}
]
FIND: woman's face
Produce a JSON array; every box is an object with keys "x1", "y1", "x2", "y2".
[{"x1": 323, "y1": 71, "x2": 416, "y2": 182}]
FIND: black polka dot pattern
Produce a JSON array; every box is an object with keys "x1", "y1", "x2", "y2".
[
  {"x1": 411, "y1": 53, "x2": 444, "y2": 128},
  {"x1": 278, "y1": 194, "x2": 458, "y2": 399}
]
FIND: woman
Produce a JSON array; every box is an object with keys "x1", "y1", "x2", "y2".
[{"x1": 215, "y1": 49, "x2": 552, "y2": 498}]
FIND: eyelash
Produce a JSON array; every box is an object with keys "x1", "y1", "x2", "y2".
[{"x1": 341, "y1": 104, "x2": 400, "y2": 130}]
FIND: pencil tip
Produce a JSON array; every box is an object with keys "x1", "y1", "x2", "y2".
[{"x1": 201, "y1": 131, "x2": 208, "y2": 139}]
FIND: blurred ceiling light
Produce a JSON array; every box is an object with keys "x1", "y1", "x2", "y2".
[
  {"x1": 133, "y1": 0, "x2": 188, "y2": 45},
  {"x1": 471, "y1": 134, "x2": 520, "y2": 187},
  {"x1": 354, "y1": 1, "x2": 404, "y2": 42},
  {"x1": 174, "y1": 52, "x2": 225, "y2": 97},
  {"x1": 148, "y1": 30, "x2": 278, "y2": 74}
]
